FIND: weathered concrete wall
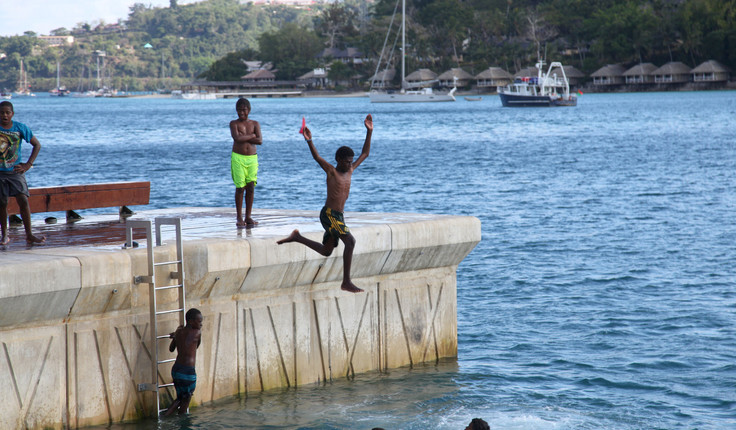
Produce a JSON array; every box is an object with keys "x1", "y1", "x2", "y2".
[{"x1": 0, "y1": 211, "x2": 480, "y2": 429}]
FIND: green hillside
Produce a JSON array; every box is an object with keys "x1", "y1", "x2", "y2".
[{"x1": 0, "y1": 0, "x2": 734, "y2": 91}]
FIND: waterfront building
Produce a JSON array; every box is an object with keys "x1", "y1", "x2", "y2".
[
  {"x1": 623, "y1": 63, "x2": 659, "y2": 84},
  {"x1": 653, "y1": 61, "x2": 692, "y2": 84},
  {"x1": 691, "y1": 60, "x2": 730, "y2": 83},
  {"x1": 591, "y1": 64, "x2": 626, "y2": 86}
]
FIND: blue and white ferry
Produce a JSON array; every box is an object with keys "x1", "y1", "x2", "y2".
[{"x1": 498, "y1": 61, "x2": 577, "y2": 107}]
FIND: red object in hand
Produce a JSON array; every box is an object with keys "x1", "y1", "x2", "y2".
[{"x1": 299, "y1": 117, "x2": 306, "y2": 134}]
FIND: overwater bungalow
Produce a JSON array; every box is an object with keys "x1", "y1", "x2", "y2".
[
  {"x1": 474, "y1": 67, "x2": 512, "y2": 89},
  {"x1": 368, "y1": 68, "x2": 396, "y2": 89},
  {"x1": 514, "y1": 66, "x2": 539, "y2": 79},
  {"x1": 437, "y1": 68, "x2": 474, "y2": 88},
  {"x1": 549, "y1": 64, "x2": 585, "y2": 86},
  {"x1": 653, "y1": 62, "x2": 691, "y2": 84},
  {"x1": 591, "y1": 64, "x2": 627, "y2": 86},
  {"x1": 405, "y1": 68, "x2": 438, "y2": 88},
  {"x1": 623, "y1": 63, "x2": 658, "y2": 84},
  {"x1": 691, "y1": 60, "x2": 730, "y2": 83}
]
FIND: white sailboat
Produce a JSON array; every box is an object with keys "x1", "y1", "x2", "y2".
[
  {"x1": 50, "y1": 62, "x2": 70, "y2": 96},
  {"x1": 14, "y1": 59, "x2": 36, "y2": 97},
  {"x1": 369, "y1": 0, "x2": 456, "y2": 103}
]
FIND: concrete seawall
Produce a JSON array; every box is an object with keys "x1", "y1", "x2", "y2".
[{"x1": 0, "y1": 208, "x2": 480, "y2": 429}]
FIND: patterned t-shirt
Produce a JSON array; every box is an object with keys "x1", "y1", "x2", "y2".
[{"x1": 0, "y1": 121, "x2": 34, "y2": 171}]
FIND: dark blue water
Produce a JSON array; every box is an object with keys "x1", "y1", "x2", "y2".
[{"x1": 10, "y1": 92, "x2": 736, "y2": 429}]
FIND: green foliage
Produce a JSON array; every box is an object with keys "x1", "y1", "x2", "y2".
[
  {"x1": 198, "y1": 48, "x2": 256, "y2": 81},
  {"x1": 0, "y1": 0, "x2": 315, "y2": 89},
  {"x1": 258, "y1": 23, "x2": 323, "y2": 80},
  {"x1": 1, "y1": 0, "x2": 735, "y2": 90}
]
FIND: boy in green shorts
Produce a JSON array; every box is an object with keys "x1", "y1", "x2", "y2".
[{"x1": 229, "y1": 98, "x2": 262, "y2": 228}]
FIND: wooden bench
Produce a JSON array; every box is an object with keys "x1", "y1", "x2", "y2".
[{"x1": 7, "y1": 181, "x2": 150, "y2": 223}]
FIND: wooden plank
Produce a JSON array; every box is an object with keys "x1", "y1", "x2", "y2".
[{"x1": 6, "y1": 181, "x2": 150, "y2": 215}]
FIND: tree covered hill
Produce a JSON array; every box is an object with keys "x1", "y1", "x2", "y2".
[{"x1": 0, "y1": 0, "x2": 734, "y2": 91}]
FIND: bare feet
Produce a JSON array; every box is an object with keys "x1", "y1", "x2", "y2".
[
  {"x1": 245, "y1": 218, "x2": 258, "y2": 227},
  {"x1": 1, "y1": 235, "x2": 9, "y2": 245},
  {"x1": 26, "y1": 234, "x2": 46, "y2": 245},
  {"x1": 236, "y1": 219, "x2": 247, "y2": 228},
  {"x1": 277, "y1": 229, "x2": 300, "y2": 244},
  {"x1": 341, "y1": 281, "x2": 364, "y2": 293}
]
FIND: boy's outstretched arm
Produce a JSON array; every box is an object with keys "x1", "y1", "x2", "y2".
[
  {"x1": 352, "y1": 114, "x2": 372, "y2": 169},
  {"x1": 303, "y1": 127, "x2": 332, "y2": 172}
]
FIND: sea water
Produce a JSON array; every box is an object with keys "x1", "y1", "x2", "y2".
[{"x1": 9, "y1": 91, "x2": 736, "y2": 429}]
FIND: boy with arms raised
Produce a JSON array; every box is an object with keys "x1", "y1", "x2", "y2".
[
  {"x1": 277, "y1": 114, "x2": 373, "y2": 293},
  {"x1": 164, "y1": 308, "x2": 203, "y2": 416},
  {"x1": 229, "y1": 98, "x2": 262, "y2": 228},
  {"x1": 0, "y1": 101, "x2": 45, "y2": 245}
]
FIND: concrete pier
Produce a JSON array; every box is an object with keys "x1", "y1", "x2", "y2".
[{"x1": 0, "y1": 207, "x2": 480, "y2": 429}]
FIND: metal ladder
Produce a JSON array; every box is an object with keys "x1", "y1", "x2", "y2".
[{"x1": 126, "y1": 217, "x2": 186, "y2": 416}]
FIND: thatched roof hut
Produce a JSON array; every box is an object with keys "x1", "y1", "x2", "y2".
[
  {"x1": 549, "y1": 65, "x2": 585, "y2": 86},
  {"x1": 437, "y1": 68, "x2": 474, "y2": 87},
  {"x1": 297, "y1": 68, "x2": 329, "y2": 88},
  {"x1": 475, "y1": 67, "x2": 513, "y2": 87},
  {"x1": 241, "y1": 69, "x2": 276, "y2": 82},
  {"x1": 514, "y1": 67, "x2": 539, "y2": 78},
  {"x1": 653, "y1": 62, "x2": 691, "y2": 83},
  {"x1": 591, "y1": 64, "x2": 626, "y2": 85},
  {"x1": 623, "y1": 63, "x2": 658, "y2": 84},
  {"x1": 405, "y1": 69, "x2": 438, "y2": 88},
  {"x1": 691, "y1": 60, "x2": 730, "y2": 82},
  {"x1": 368, "y1": 69, "x2": 396, "y2": 88}
]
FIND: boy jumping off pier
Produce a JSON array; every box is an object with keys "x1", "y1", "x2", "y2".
[
  {"x1": 277, "y1": 114, "x2": 373, "y2": 293},
  {"x1": 229, "y1": 98, "x2": 262, "y2": 228},
  {"x1": 164, "y1": 308, "x2": 203, "y2": 416},
  {"x1": 0, "y1": 101, "x2": 45, "y2": 245}
]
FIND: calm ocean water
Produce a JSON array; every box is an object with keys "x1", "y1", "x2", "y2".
[{"x1": 9, "y1": 91, "x2": 736, "y2": 429}]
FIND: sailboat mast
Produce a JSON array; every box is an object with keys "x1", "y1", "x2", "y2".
[{"x1": 401, "y1": 0, "x2": 405, "y2": 91}]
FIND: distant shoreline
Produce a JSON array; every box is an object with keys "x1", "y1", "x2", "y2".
[{"x1": 51, "y1": 84, "x2": 736, "y2": 100}]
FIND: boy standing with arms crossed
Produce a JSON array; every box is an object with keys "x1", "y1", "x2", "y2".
[
  {"x1": 164, "y1": 308, "x2": 203, "y2": 416},
  {"x1": 229, "y1": 98, "x2": 262, "y2": 228},
  {"x1": 0, "y1": 101, "x2": 45, "y2": 245},
  {"x1": 277, "y1": 114, "x2": 372, "y2": 293}
]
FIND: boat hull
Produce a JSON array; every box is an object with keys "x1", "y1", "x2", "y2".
[
  {"x1": 499, "y1": 92, "x2": 577, "y2": 107},
  {"x1": 370, "y1": 91, "x2": 455, "y2": 103}
]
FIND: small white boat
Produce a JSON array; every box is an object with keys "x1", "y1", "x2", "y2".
[
  {"x1": 498, "y1": 61, "x2": 577, "y2": 107},
  {"x1": 171, "y1": 90, "x2": 216, "y2": 100},
  {"x1": 464, "y1": 96, "x2": 482, "y2": 101},
  {"x1": 370, "y1": 87, "x2": 456, "y2": 103}
]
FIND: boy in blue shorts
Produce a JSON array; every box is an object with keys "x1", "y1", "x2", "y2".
[
  {"x1": 164, "y1": 308, "x2": 203, "y2": 416},
  {"x1": 0, "y1": 101, "x2": 45, "y2": 245},
  {"x1": 277, "y1": 114, "x2": 372, "y2": 293},
  {"x1": 229, "y1": 98, "x2": 262, "y2": 228}
]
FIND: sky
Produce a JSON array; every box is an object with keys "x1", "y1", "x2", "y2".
[{"x1": 2, "y1": 1, "x2": 202, "y2": 37}]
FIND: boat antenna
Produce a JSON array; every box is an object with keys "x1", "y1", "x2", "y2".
[
  {"x1": 371, "y1": 0, "x2": 401, "y2": 90},
  {"x1": 401, "y1": 0, "x2": 405, "y2": 91}
]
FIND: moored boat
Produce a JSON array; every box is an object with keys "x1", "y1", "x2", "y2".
[
  {"x1": 369, "y1": 0, "x2": 455, "y2": 103},
  {"x1": 498, "y1": 61, "x2": 577, "y2": 107}
]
